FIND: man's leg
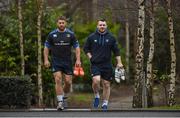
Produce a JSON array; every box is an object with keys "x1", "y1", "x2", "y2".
[
  {"x1": 63, "y1": 74, "x2": 72, "y2": 95},
  {"x1": 102, "y1": 79, "x2": 110, "y2": 110},
  {"x1": 62, "y1": 74, "x2": 72, "y2": 108},
  {"x1": 92, "y1": 75, "x2": 101, "y2": 108},
  {"x1": 53, "y1": 71, "x2": 64, "y2": 110}
]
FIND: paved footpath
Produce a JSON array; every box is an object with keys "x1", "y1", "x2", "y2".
[
  {"x1": 0, "y1": 108, "x2": 180, "y2": 117},
  {"x1": 1, "y1": 85, "x2": 180, "y2": 117}
]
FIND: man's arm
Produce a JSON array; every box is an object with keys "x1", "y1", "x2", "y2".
[
  {"x1": 111, "y1": 37, "x2": 123, "y2": 67},
  {"x1": 84, "y1": 39, "x2": 92, "y2": 60},
  {"x1": 44, "y1": 47, "x2": 50, "y2": 68},
  {"x1": 115, "y1": 56, "x2": 123, "y2": 68},
  {"x1": 70, "y1": 33, "x2": 81, "y2": 66},
  {"x1": 75, "y1": 47, "x2": 81, "y2": 66},
  {"x1": 83, "y1": 37, "x2": 91, "y2": 58}
]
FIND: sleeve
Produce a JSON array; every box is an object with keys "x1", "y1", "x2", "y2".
[
  {"x1": 112, "y1": 37, "x2": 120, "y2": 56},
  {"x1": 71, "y1": 34, "x2": 80, "y2": 48},
  {"x1": 44, "y1": 34, "x2": 52, "y2": 49},
  {"x1": 83, "y1": 36, "x2": 91, "y2": 54}
]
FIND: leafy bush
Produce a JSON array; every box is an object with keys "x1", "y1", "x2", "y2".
[{"x1": 0, "y1": 76, "x2": 34, "y2": 108}]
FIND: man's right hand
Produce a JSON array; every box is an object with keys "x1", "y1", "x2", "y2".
[
  {"x1": 44, "y1": 60, "x2": 50, "y2": 68},
  {"x1": 87, "y1": 52, "x2": 92, "y2": 60}
]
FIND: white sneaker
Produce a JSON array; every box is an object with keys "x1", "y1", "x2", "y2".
[
  {"x1": 114, "y1": 67, "x2": 125, "y2": 83},
  {"x1": 57, "y1": 101, "x2": 64, "y2": 111},
  {"x1": 120, "y1": 68, "x2": 125, "y2": 80}
]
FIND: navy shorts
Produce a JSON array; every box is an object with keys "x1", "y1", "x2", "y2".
[
  {"x1": 90, "y1": 64, "x2": 113, "y2": 81},
  {"x1": 51, "y1": 58, "x2": 73, "y2": 75}
]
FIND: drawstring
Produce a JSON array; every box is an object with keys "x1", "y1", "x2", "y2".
[
  {"x1": 102, "y1": 35, "x2": 105, "y2": 46},
  {"x1": 99, "y1": 35, "x2": 101, "y2": 45},
  {"x1": 96, "y1": 29, "x2": 107, "y2": 46},
  {"x1": 99, "y1": 34, "x2": 105, "y2": 46}
]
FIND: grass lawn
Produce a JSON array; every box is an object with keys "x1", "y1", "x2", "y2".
[{"x1": 67, "y1": 92, "x2": 93, "y2": 108}]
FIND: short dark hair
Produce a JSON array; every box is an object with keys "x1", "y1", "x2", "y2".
[
  {"x1": 97, "y1": 18, "x2": 106, "y2": 22},
  {"x1": 56, "y1": 16, "x2": 67, "y2": 22}
]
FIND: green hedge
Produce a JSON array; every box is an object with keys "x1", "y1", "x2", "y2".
[{"x1": 0, "y1": 76, "x2": 34, "y2": 108}]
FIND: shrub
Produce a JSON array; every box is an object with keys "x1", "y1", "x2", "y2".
[{"x1": 0, "y1": 76, "x2": 34, "y2": 108}]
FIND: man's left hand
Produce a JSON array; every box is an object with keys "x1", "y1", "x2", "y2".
[{"x1": 117, "y1": 63, "x2": 123, "y2": 68}]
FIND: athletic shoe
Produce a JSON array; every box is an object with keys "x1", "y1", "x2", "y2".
[
  {"x1": 73, "y1": 66, "x2": 79, "y2": 76},
  {"x1": 114, "y1": 67, "x2": 125, "y2": 83},
  {"x1": 120, "y1": 67, "x2": 125, "y2": 80},
  {"x1": 93, "y1": 98, "x2": 99, "y2": 108},
  {"x1": 79, "y1": 67, "x2": 84, "y2": 76},
  {"x1": 101, "y1": 104, "x2": 108, "y2": 111},
  {"x1": 57, "y1": 101, "x2": 64, "y2": 111}
]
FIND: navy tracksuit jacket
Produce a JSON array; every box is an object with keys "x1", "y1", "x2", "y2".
[{"x1": 83, "y1": 30, "x2": 120, "y2": 65}]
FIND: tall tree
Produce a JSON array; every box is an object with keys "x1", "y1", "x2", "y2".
[
  {"x1": 146, "y1": 0, "x2": 156, "y2": 107},
  {"x1": 125, "y1": 0, "x2": 130, "y2": 81},
  {"x1": 164, "y1": 0, "x2": 176, "y2": 106},
  {"x1": 37, "y1": 0, "x2": 44, "y2": 106},
  {"x1": 92, "y1": 0, "x2": 98, "y2": 20},
  {"x1": 18, "y1": 0, "x2": 24, "y2": 76},
  {"x1": 133, "y1": 0, "x2": 145, "y2": 108}
]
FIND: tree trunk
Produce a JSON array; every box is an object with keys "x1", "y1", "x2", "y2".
[
  {"x1": 18, "y1": 0, "x2": 24, "y2": 76},
  {"x1": 146, "y1": 0, "x2": 155, "y2": 107},
  {"x1": 37, "y1": 0, "x2": 44, "y2": 107},
  {"x1": 133, "y1": 0, "x2": 145, "y2": 108},
  {"x1": 164, "y1": 0, "x2": 176, "y2": 106},
  {"x1": 92, "y1": 0, "x2": 98, "y2": 20},
  {"x1": 125, "y1": 0, "x2": 130, "y2": 82}
]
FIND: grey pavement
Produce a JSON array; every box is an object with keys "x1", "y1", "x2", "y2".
[{"x1": 0, "y1": 109, "x2": 180, "y2": 117}]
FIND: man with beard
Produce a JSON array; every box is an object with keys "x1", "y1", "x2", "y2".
[
  {"x1": 83, "y1": 18, "x2": 124, "y2": 111},
  {"x1": 44, "y1": 16, "x2": 81, "y2": 110}
]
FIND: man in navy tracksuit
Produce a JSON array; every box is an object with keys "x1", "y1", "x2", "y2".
[
  {"x1": 83, "y1": 19, "x2": 123, "y2": 111},
  {"x1": 44, "y1": 16, "x2": 81, "y2": 110}
]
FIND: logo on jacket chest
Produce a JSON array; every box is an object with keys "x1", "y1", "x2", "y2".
[
  {"x1": 66, "y1": 34, "x2": 70, "y2": 38},
  {"x1": 53, "y1": 34, "x2": 57, "y2": 38},
  {"x1": 54, "y1": 40, "x2": 70, "y2": 46},
  {"x1": 94, "y1": 39, "x2": 109, "y2": 43}
]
